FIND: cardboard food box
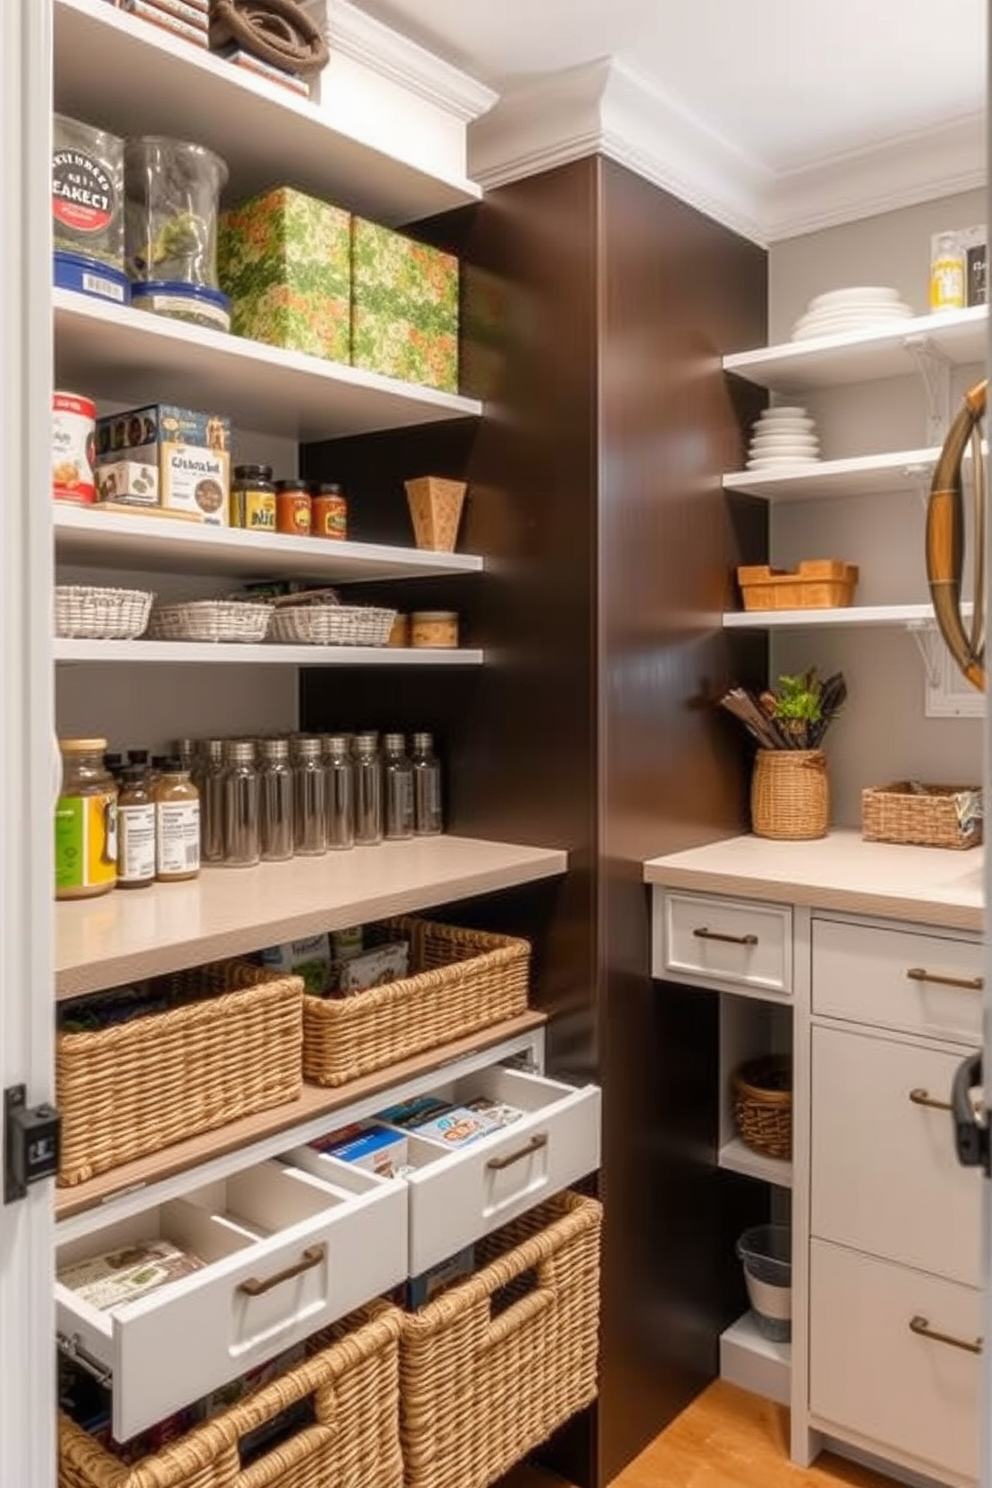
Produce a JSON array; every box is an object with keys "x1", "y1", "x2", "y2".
[
  {"x1": 309, "y1": 1121, "x2": 409, "y2": 1178},
  {"x1": 351, "y1": 218, "x2": 459, "y2": 392},
  {"x1": 95, "y1": 404, "x2": 230, "y2": 524},
  {"x1": 219, "y1": 186, "x2": 351, "y2": 362}
]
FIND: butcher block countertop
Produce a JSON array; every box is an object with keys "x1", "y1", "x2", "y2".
[{"x1": 644, "y1": 829, "x2": 984, "y2": 933}]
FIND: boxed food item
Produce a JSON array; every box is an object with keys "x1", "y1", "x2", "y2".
[
  {"x1": 219, "y1": 187, "x2": 351, "y2": 361},
  {"x1": 406, "y1": 1245, "x2": 474, "y2": 1308},
  {"x1": 309, "y1": 1121, "x2": 409, "y2": 1178},
  {"x1": 351, "y1": 218, "x2": 459, "y2": 392},
  {"x1": 121, "y1": 0, "x2": 210, "y2": 46},
  {"x1": 376, "y1": 1095, "x2": 506, "y2": 1149},
  {"x1": 217, "y1": 45, "x2": 311, "y2": 98},
  {"x1": 261, "y1": 933, "x2": 331, "y2": 996},
  {"x1": 57, "y1": 1238, "x2": 205, "y2": 1311},
  {"x1": 334, "y1": 940, "x2": 409, "y2": 995},
  {"x1": 95, "y1": 404, "x2": 230, "y2": 524}
]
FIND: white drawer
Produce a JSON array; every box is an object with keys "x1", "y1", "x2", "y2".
[
  {"x1": 56, "y1": 1155, "x2": 406, "y2": 1441},
  {"x1": 810, "y1": 1239, "x2": 980, "y2": 1484},
  {"x1": 812, "y1": 1026, "x2": 981, "y2": 1286},
  {"x1": 655, "y1": 890, "x2": 792, "y2": 997},
  {"x1": 812, "y1": 918, "x2": 983, "y2": 1044}
]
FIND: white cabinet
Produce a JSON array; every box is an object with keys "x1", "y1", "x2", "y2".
[{"x1": 654, "y1": 890, "x2": 793, "y2": 997}]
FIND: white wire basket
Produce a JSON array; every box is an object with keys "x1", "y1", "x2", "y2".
[
  {"x1": 147, "y1": 601, "x2": 273, "y2": 643},
  {"x1": 55, "y1": 586, "x2": 154, "y2": 640},
  {"x1": 269, "y1": 605, "x2": 396, "y2": 647}
]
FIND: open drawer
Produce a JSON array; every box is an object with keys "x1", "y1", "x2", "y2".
[{"x1": 56, "y1": 1155, "x2": 407, "y2": 1442}]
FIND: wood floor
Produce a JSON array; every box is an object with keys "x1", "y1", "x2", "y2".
[{"x1": 497, "y1": 1382, "x2": 893, "y2": 1488}]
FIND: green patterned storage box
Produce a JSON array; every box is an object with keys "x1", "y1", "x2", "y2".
[
  {"x1": 219, "y1": 187, "x2": 351, "y2": 362},
  {"x1": 351, "y1": 218, "x2": 459, "y2": 392}
]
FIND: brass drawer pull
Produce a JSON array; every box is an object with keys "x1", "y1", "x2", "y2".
[
  {"x1": 909, "y1": 1087, "x2": 952, "y2": 1113},
  {"x1": 486, "y1": 1133, "x2": 548, "y2": 1172},
  {"x1": 907, "y1": 966, "x2": 983, "y2": 992},
  {"x1": 693, "y1": 927, "x2": 758, "y2": 947},
  {"x1": 238, "y1": 1243, "x2": 324, "y2": 1297},
  {"x1": 909, "y1": 1314, "x2": 982, "y2": 1355}
]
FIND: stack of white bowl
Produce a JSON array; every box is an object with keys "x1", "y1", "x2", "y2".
[
  {"x1": 790, "y1": 286, "x2": 914, "y2": 341},
  {"x1": 746, "y1": 407, "x2": 820, "y2": 470}
]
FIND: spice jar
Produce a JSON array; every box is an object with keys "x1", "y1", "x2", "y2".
[
  {"x1": 230, "y1": 464, "x2": 276, "y2": 531},
  {"x1": 117, "y1": 766, "x2": 155, "y2": 890},
  {"x1": 154, "y1": 759, "x2": 200, "y2": 881},
  {"x1": 275, "y1": 479, "x2": 312, "y2": 537},
  {"x1": 311, "y1": 482, "x2": 348, "y2": 540},
  {"x1": 411, "y1": 611, "x2": 459, "y2": 649},
  {"x1": 259, "y1": 738, "x2": 294, "y2": 861},
  {"x1": 199, "y1": 737, "x2": 226, "y2": 864},
  {"x1": 383, "y1": 734, "x2": 414, "y2": 840},
  {"x1": 293, "y1": 736, "x2": 327, "y2": 855},
  {"x1": 323, "y1": 734, "x2": 355, "y2": 851},
  {"x1": 222, "y1": 739, "x2": 260, "y2": 868},
  {"x1": 930, "y1": 231, "x2": 966, "y2": 311},
  {"x1": 55, "y1": 738, "x2": 118, "y2": 900}
]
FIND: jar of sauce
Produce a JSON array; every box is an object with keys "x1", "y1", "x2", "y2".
[
  {"x1": 275, "y1": 479, "x2": 312, "y2": 537},
  {"x1": 311, "y1": 482, "x2": 348, "y2": 540},
  {"x1": 55, "y1": 738, "x2": 117, "y2": 899},
  {"x1": 230, "y1": 464, "x2": 276, "y2": 532}
]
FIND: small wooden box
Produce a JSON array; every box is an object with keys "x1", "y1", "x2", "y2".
[{"x1": 737, "y1": 560, "x2": 859, "y2": 611}]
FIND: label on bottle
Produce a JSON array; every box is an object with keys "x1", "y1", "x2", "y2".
[
  {"x1": 930, "y1": 257, "x2": 965, "y2": 311},
  {"x1": 119, "y1": 802, "x2": 156, "y2": 883},
  {"x1": 156, "y1": 801, "x2": 201, "y2": 876},
  {"x1": 55, "y1": 792, "x2": 117, "y2": 892}
]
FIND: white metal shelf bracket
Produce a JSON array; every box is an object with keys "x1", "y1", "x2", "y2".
[
  {"x1": 906, "y1": 618, "x2": 942, "y2": 688},
  {"x1": 903, "y1": 334, "x2": 952, "y2": 446},
  {"x1": 904, "y1": 460, "x2": 937, "y2": 511}
]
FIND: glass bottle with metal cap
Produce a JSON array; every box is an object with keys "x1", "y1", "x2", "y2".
[
  {"x1": 199, "y1": 738, "x2": 226, "y2": 864},
  {"x1": 222, "y1": 739, "x2": 260, "y2": 867},
  {"x1": 323, "y1": 734, "x2": 355, "y2": 850},
  {"x1": 259, "y1": 737, "x2": 294, "y2": 861},
  {"x1": 383, "y1": 733, "x2": 414, "y2": 840},
  {"x1": 354, "y1": 733, "x2": 383, "y2": 845},
  {"x1": 411, "y1": 732, "x2": 443, "y2": 835},
  {"x1": 294, "y1": 736, "x2": 327, "y2": 855}
]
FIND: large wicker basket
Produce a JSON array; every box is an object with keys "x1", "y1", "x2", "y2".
[
  {"x1": 55, "y1": 585, "x2": 153, "y2": 640},
  {"x1": 147, "y1": 601, "x2": 272, "y2": 643},
  {"x1": 401, "y1": 1192, "x2": 602, "y2": 1488},
  {"x1": 862, "y1": 782, "x2": 983, "y2": 850},
  {"x1": 751, "y1": 748, "x2": 829, "y2": 840},
  {"x1": 58, "y1": 1300, "x2": 403, "y2": 1488},
  {"x1": 56, "y1": 974, "x2": 303, "y2": 1186},
  {"x1": 732, "y1": 1055, "x2": 792, "y2": 1161},
  {"x1": 269, "y1": 605, "x2": 395, "y2": 647}
]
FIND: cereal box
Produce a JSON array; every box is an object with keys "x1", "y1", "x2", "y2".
[
  {"x1": 95, "y1": 404, "x2": 230, "y2": 524},
  {"x1": 219, "y1": 187, "x2": 351, "y2": 362},
  {"x1": 351, "y1": 218, "x2": 459, "y2": 392}
]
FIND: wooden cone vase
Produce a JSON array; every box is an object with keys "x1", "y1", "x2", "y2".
[{"x1": 405, "y1": 476, "x2": 467, "y2": 553}]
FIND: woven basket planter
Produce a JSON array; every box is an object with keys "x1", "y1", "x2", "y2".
[
  {"x1": 400, "y1": 1192, "x2": 602, "y2": 1488},
  {"x1": 862, "y1": 781, "x2": 983, "y2": 850},
  {"x1": 55, "y1": 586, "x2": 153, "y2": 640},
  {"x1": 147, "y1": 601, "x2": 272, "y2": 643},
  {"x1": 58, "y1": 1300, "x2": 403, "y2": 1488},
  {"x1": 733, "y1": 1055, "x2": 792, "y2": 1161},
  {"x1": 751, "y1": 748, "x2": 829, "y2": 840},
  {"x1": 56, "y1": 974, "x2": 303, "y2": 1186}
]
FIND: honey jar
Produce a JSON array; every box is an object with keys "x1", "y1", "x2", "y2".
[{"x1": 411, "y1": 611, "x2": 459, "y2": 649}]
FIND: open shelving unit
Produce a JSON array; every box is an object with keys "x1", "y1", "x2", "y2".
[
  {"x1": 720, "y1": 1313, "x2": 791, "y2": 1408},
  {"x1": 54, "y1": 639, "x2": 485, "y2": 665},
  {"x1": 723, "y1": 603, "x2": 952, "y2": 630},
  {"x1": 723, "y1": 447, "x2": 943, "y2": 502},
  {"x1": 718, "y1": 1137, "x2": 792, "y2": 1189}
]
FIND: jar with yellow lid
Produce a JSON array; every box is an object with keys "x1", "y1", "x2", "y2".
[{"x1": 55, "y1": 738, "x2": 118, "y2": 899}]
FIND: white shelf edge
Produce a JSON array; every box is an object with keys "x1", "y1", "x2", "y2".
[
  {"x1": 720, "y1": 1312, "x2": 791, "y2": 1408},
  {"x1": 723, "y1": 447, "x2": 941, "y2": 498},
  {"x1": 53, "y1": 640, "x2": 484, "y2": 665},
  {"x1": 723, "y1": 604, "x2": 940, "y2": 630},
  {"x1": 718, "y1": 1137, "x2": 793, "y2": 1188}
]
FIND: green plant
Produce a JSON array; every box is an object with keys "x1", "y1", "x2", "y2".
[{"x1": 772, "y1": 672, "x2": 823, "y2": 724}]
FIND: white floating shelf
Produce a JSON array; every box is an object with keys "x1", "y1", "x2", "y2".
[
  {"x1": 54, "y1": 290, "x2": 481, "y2": 442},
  {"x1": 56, "y1": 835, "x2": 569, "y2": 997},
  {"x1": 724, "y1": 604, "x2": 942, "y2": 630},
  {"x1": 725, "y1": 306, "x2": 987, "y2": 392},
  {"x1": 54, "y1": 639, "x2": 483, "y2": 665},
  {"x1": 720, "y1": 1312, "x2": 791, "y2": 1407},
  {"x1": 53, "y1": 0, "x2": 481, "y2": 224},
  {"x1": 55, "y1": 506, "x2": 483, "y2": 583},
  {"x1": 724, "y1": 448, "x2": 941, "y2": 502},
  {"x1": 719, "y1": 1138, "x2": 793, "y2": 1188}
]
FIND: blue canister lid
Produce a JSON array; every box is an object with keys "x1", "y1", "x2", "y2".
[
  {"x1": 53, "y1": 251, "x2": 130, "y2": 305},
  {"x1": 130, "y1": 280, "x2": 231, "y2": 313}
]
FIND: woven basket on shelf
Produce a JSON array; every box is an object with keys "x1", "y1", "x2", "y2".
[
  {"x1": 269, "y1": 605, "x2": 395, "y2": 647},
  {"x1": 56, "y1": 974, "x2": 303, "y2": 1186},
  {"x1": 147, "y1": 601, "x2": 272, "y2": 643},
  {"x1": 862, "y1": 781, "x2": 983, "y2": 850},
  {"x1": 751, "y1": 748, "x2": 829, "y2": 840},
  {"x1": 58, "y1": 1300, "x2": 403, "y2": 1488},
  {"x1": 733, "y1": 1055, "x2": 792, "y2": 1161},
  {"x1": 55, "y1": 585, "x2": 153, "y2": 640},
  {"x1": 400, "y1": 1192, "x2": 602, "y2": 1488}
]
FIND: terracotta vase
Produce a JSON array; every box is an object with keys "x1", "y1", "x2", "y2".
[{"x1": 404, "y1": 475, "x2": 467, "y2": 553}]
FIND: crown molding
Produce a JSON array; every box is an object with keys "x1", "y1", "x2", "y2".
[{"x1": 330, "y1": 0, "x2": 497, "y2": 123}]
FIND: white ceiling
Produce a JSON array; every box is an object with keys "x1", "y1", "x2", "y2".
[{"x1": 352, "y1": 0, "x2": 986, "y2": 176}]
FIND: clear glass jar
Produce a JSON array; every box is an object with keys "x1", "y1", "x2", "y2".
[
  {"x1": 117, "y1": 765, "x2": 155, "y2": 889},
  {"x1": 199, "y1": 738, "x2": 226, "y2": 864},
  {"x1": 412, "y1": 732, "x2": 444, "y2": 835},
  {"x1": 223, "y1": 739, "x2": 260, "y2": 867},
  {"x1": 55, "y1": 737, "x2": 117, "y2": 900},
  {"x1": 154, "y1": 759, "x2": 200, "y2": 882},
  {"x1": 293, "y1": 736, "x2": 327, "y2": 855},
  {"x1": 930, "y1": 230, "x2": 966, "y2": 311},
  {"x1": 124, "y1": 136, "x2": 228, "y2": 289},
  {"x1": 259, "y1": 737, "x2": 294, "y2": 862},
  {"x1": 383, "y1": 733, "x2": 414, "y2": 840},
  {"x1": 354, "y1": 733, "x2": 383, "y2": 846},
  {"x1": 323, "y1": 734, "x2": 355, "y2": 851}
]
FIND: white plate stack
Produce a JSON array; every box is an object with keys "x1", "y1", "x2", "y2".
[
  {"x1": 790, "y1": 286, "x2": 914, "y2": 342},
  {"x1": 746, "y1": 406, "x2": 821, "y2": 470}
]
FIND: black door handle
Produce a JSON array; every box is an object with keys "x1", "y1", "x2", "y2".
[{"x1": 952, "y1": 1051, "x2": 988, "y2": 1172}]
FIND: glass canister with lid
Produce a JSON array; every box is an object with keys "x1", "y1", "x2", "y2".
[{"x1": 55, "y1": 738, "x2": 118, "y2": 900}]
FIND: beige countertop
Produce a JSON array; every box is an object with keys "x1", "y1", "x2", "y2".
[{"x1": 644, "y1": 829, "x2": 984, "y2": 933}]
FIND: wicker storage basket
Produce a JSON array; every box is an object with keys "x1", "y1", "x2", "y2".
[
  {"x1": 862, "y1": 782, "x2": 983, "y2": 850},
  {"x1": 401, "y1": 1192, "x2": 602, "y2": 1488},
  {"x1": 751, "y1": 748, "x2": 829, "y2": 840},
  {"x1": 733, "y1": 1055, "x2": 792, "y2": 1161},
  {"x1": 147, "y1": 601, "x2": 272, "y2": 643},
  {"x1": 737, "y1": 560, "x2": 859, "y2": 611},
  {"x1": 58, "y1": 1300, "x2": 403, "y2": 1488},
  {"x1": 55, "y1": 586, "x2": 153, "y2": 640},
  {"x1": 56, "y1": 974, "x2": 303, "y2": 1186},
  {"x1": 269, "y1": 605, "x2": 395, "y2": 647}
]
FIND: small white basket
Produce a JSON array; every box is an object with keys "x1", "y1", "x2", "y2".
[
  {"x1": 54, "y1": 585, "x2": 153, "y2": 640},
  {"x1": 147, "y1": 601, "x2": 272, "y2": 643},
  {"x1": 269, "y1": 605, "x2": 395, "y2": 647}
]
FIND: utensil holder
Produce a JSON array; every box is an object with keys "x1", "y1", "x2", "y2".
[
  {"x1": 404, "y1": 476, "x2": 466, "y2": 553},
  {"x1": 751, "y1": 748, "x2": 829, "y2": 840}
]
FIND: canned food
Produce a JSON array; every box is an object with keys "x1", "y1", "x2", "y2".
[
  {"x1": 52, "y1": 391, "x2": 97, "y2": 504},
  {"x1": 275, "y1": 480, "x2": 312, "y2": 537},
  {"x1": 230, "y1": 463, "x2": 276, "y2": 532},
  {"x1": 311, "y1": 482, "x2": 348, "y2": 540}
]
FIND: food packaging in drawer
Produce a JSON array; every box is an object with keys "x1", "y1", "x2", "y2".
[
  {"x1": 55, "y1": 1155, "x2": 407, "y2": 1441},
  {"x1": 810, "y1": 1239, "x2": 980, "y2": 1483},
  {"x1": 811, "y1": 1026, "x2": 981, "y2": 1286},
  {"x1": 812, "y1": 917, "x2": 983, "y2": 1044},
  {"x1": 655, "y1": 890, "x2": 792, "y2": 997}
]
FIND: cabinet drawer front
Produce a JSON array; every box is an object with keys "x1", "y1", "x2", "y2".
[
  {"x1": 812, "y1": 1026, "x2": 981, "y2": 1285},
  {"x1": 56, "y1": 1158, "x2": 407, "y2": 1441},
  {"x1": 810, "y1": 1239, "x2": 980, "y2": 1483},
  {"x1": 812, "y1": 918, "x2": 983, "y2": 1043},
  {"x1": 656, "y1": 891, "x2": 792, "y2": 996}
]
